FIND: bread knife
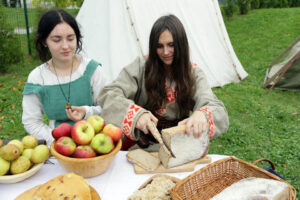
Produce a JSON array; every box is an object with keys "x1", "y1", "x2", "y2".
[{"x1": 150, "y1": 122, "x2": 176, "y2": 158}]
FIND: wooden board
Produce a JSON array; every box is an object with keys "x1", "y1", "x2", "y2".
[{"x1": 132, "y1": 153, "x2": 211, "y2": 174}]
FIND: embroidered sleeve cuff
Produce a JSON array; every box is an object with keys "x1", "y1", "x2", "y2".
[
  {"x1": 122, "y1": 104, "x2": 143, "y2": 140},
  {"x1": 197, "y1": 107, "x2": 214, "y2": 139}
]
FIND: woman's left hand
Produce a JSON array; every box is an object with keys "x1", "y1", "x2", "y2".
[
  {"x1": 178, "y1": 110, "x2": 208, "y2": 138},
  {"x1": 65, "y1": 106, "x2": 86, "y2": 122}
]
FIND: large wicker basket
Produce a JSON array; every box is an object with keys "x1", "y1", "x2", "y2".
[{"x1": 171, "y1": 157, "x2": 296, "y2": 200}]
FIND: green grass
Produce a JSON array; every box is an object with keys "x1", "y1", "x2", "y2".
[
  {"x1": 0, "y1": 7, "x2": 300, "y2": 197},
  {"x1": 210, "y1": 8, "x2": 300, "y2": 196}
]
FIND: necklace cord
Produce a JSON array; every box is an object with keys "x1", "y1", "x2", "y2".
[{"x1": 51, "y1": 57, "x2": 74, "y2": 106}]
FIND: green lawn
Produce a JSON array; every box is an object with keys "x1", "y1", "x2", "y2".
[
  {"x1": 210, "y1": 8, "x2": 300, "y2": 196},
  {"x1": 0, "y1": 7, "x2": 300, "y2": 197}
]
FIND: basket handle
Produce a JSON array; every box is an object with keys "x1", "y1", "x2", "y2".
[{"x1": 253, "y1": 158, "x2": 276, "y2": 171}]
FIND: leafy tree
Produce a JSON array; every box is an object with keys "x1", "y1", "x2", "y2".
[
  {"x1": 223, "y1": 0, "x2": 235, "y2": 19},
  {"x1": 236, "y1": 0, "x2": 250, "y2": 14},
  {"x1": 251, "y1": 0, "x2": 260, "y2": 9}
]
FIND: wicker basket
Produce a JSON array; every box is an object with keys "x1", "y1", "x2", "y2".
[{"x1": 171, "y1": 157, "x2": 296, "y2": 200}]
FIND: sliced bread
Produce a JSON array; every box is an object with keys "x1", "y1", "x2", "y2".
[
  {"x1": 158, "y1": 125, "x2": 209, "y2": 168},
  {"x1": 126, "y1": 149, "x2": 161, "y2": 171},
  {"x1": 210, "y1": 177, "x2": 290, "y2": 200}
]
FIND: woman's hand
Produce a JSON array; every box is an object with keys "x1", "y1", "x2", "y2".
[
  {"x1": 65, "y1": 106, "x2": 86, "y2": 122},
  {"x1": 136, "y1": 112, "x2": 158, "y2": 134},
  {"x1": 178, "y1": 110, "x2": 208, "y2": 138}
]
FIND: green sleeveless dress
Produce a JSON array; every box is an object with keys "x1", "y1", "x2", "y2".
[{"x1": 23, "y1": 59, "x2": 100, "y2": 127}]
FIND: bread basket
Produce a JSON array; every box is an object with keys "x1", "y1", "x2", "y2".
[{"x1": 171, "y1": 156, "x2": 296, "y2": 200}]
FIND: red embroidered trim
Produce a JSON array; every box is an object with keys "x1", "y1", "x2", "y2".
[
  {"x1": 191, "y1": 62, "x2": 198, "y2": 67},
  {"x1": 122, "y1": 104, "x2": 142, "y2": 139},
  {"x1": 197, "y1": 107, "x2": 214, "y2": 139},
  {"x1": 156, "y1": 80, "x2": 176, "y2": 115}
]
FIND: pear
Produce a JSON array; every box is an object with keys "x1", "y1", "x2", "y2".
[
  {"x1": 10, "y1": 156, "x2": 31, "y2": 174},
  {"x1": 22, "y1": 148, "x2": 34, "y2": 160},
  {"x1": 0, "y1": 139, "x2": 3, "y2": 148},
  {"x1": 22, "y1": 135, "x2": 38, "y2": 149},
  {"x1": 31, "y1": 145, "x2": 50, "y2": 164},
  {"x1": 0, "y1": 157, "x2": 10, "y2": 176},
  {"x1": 0, "y1": 144, "x2": 21, "y2": 161},
  {"x1": 8, "y1": 139, "x2": 24, "y2": 153}
]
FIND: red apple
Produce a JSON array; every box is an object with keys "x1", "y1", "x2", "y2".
[
  {"x1": 55, "y1": 136, "x2": 76, "y2": 156},
  {"x1": 74, "y1": 145, "x2": 96, "y2": 158},
  {"x1": 87, "y1": 115, "x2": 105, "y2": 134},
  {"x1": 71, "y1": 120, "x2": 95, "y2": 145},
  {"x1": 102, "y1": 124, "x2": 122, "y2": 142},
  {"x1": 52, "y1": 123, "x2": 72, "y2": 140},
  {"x1": 91, "y1": 133, "x2": 114, "y2": 154}
]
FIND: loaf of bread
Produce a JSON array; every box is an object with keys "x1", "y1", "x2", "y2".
[
  {"x1": 15, "y1": 173, "x2": 94, "y2": 200},
  {"x1": 210, "y1": 177, "x2": 290, "y2": 200},
  {"x1": 158, "y1": 125, "x2": 209, "y2": 168},
  {"x1": 126, "y1": 149, "x2": 161, "y2": 171}
]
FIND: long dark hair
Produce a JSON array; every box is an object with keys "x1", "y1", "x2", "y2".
[
  {"x1": 35, "y1": 9, "x2": 82, "y2": 62},
  {"x1": 145, "y1": 14, "x2": 195, "y2": 118}
]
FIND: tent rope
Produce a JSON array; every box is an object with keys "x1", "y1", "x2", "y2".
[{"x1": 125, "y1": 0, "x2": 145, "y2": 58}]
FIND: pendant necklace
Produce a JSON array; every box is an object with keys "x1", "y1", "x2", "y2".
[{"x1": 52, "y1": 58, "x2": 74, "y2": 109}]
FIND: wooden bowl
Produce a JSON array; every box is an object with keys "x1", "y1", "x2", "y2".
[
  {"x1": 50, "y1": 140, "x2": 122, "y2": 178},
  {"x1": 0, "y1": 163, "x2": 43, "y2": 184}
]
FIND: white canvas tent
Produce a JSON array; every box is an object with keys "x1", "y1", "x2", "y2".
[
  {"x1": 76, "y1": 0, "x2": 248, "y2": 87},
  {"x1": 263, "y1": 36, "x2": 300, "y2": 93}
]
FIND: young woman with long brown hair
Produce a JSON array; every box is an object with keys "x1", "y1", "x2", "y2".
[{"x1": 98, "y1": 14, "x2": 229, "y2": 150}]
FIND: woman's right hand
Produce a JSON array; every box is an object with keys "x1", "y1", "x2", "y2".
[{"x1": 136, "y1": 112, "x2": 158, "y2": 134}]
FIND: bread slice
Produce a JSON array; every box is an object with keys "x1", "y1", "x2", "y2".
[
  {"x1": 158, "y1": 125, "x2": 209, "y2": 168},
  {"x1": 126, "y1": 149, "x2": 161, "y2": 171},
  {"x1": 210, "y1": 177, "x2": 290, "y2": 200}
]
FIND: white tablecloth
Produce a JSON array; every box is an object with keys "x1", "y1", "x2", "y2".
[{"x1": 0, "y1": 152, "x2": 228, "y2": 199}]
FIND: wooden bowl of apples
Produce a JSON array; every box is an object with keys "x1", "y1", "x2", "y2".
[
  {"x1": 50, "y1": 117, "x2": 122, "y2": 178},
  {"x1": 50, "y1": 139, "x2": 122, "y2": 178}
]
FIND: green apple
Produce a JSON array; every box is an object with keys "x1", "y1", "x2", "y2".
[
  {"x1": 22, "y1": 135, "x2": 38, "y2": 149},
  {"x1": 31, "y1": 145, "x2": 50, "y2": 164},
  {"x1": 91, "y1": 133, "x2": 114, "y2": 154},
  {"x1": 22, "y1": 148, "x2": 34, "y2": 160},
  {"x1": 8, "y1": 139, "x2": 24, "y2": 153},
  {"x1": 0, "y1": 157, "x2": 10, "y2": 176},
  {"x1": 87, "y1": 115, "x2": 105, "y2": 134}
]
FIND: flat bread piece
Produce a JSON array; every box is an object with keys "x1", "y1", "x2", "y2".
[
  {"x1": 126, "y1": 149, "x2": 161, "y2": 171},
  {"x1": 15, "y1": 173, "x2": 92, "y2": 200}
]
